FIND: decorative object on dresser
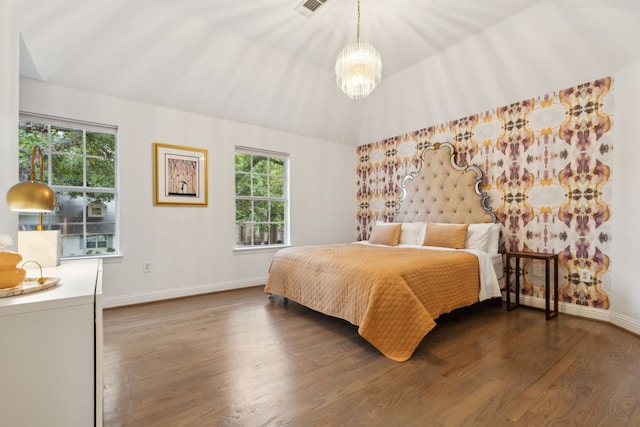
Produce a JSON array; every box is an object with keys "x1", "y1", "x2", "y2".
[
  {"x1": 5, "y1": 145, "x2": 61, "y2": 267},
  {"x1": 0, "y1": 250, "x2": 25, "y2": 289},
  {"x1": 0, "y1": 237, "x2": 61, "y2": 302},
  {"x1": 265, "y1": 142, "x2": 503, "y2": 361}
]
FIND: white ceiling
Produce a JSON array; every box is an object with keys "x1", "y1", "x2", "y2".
[{"x1": 16, "y1": 0, "x2": 640, "y2": 144}]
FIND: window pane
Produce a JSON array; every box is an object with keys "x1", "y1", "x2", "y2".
[
  {"x1": 235, "y1": 153, "x2": 252, "y2": 173},
  {"x1": 51, "y1": 153, "x2": 84, "y2": 186},
  {"x1": 18, "y1": 122, "x2": 49, "y2": 182},
  {"x1": 255, "y1": 223, "x2": 270, "y2": 245},
  {"x1": 86, "y1": 131, "x2": 116, "y2": 188},
  {"x1": 51, "y1": 126, "x2": 82, "y2": 154},
  {"x1": 254, "y1": 200, "x2": 268, "y2": 223},
  {"x1": 253, "y1": 156, "x2": 268, "y2": 174},
  {"x1": 269, "y1": 174, "x2": 284, "y2": 198},
  {"x1": 270, "y1": 224, "x2": 284, "y2": 244},
  {"x1": 236, "y1": 199, "x2": 252, "y2": 222},
  {"x1": 269, "y1": 158, "x2": 284, "y2": 197},
  {"x1": 252, "y1": 174, "x2": 268, "y2": 197},
  {"x1": 235, "y1": 172, "x2": 251, "y2": 196},
  {"x1": 87, "y1": 157, "x2": 115, "y2": 187},
  {"x1": 86, "y1": 132, "x2": 115, "y2": 158},
  {"x1": 54, "y1": 191, "x2": 85, "y2": 257},
  {"x1": 50, "y1": 127, "x2": 83, "y2": 186},
  {"x1": 270, "y1": 158, "x2": 284, "y2": 176},
  {"x1": 270, "y1": 201, "x2": 284, "y2": 222},
  {"x1": 236, "y1": 222, "x2": 253, "y2": 246},
  {"x1": 86, "y1": 191, "x2": 116, "y2": 249}
]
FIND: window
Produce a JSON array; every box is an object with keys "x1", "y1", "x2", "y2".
[
  {"x1": 86, "y1": 235, "x2": 108, "y2": 249},
  {"x1": 18, "y1": 113, "x2": 118, "y2": 257},
  {"x1": 235, "y1": 147, "x2": 288, "y2": 247}
]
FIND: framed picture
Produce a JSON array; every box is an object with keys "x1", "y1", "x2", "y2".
[{"x1": 153, "y1": 142, "x2": 208, "y2": 206}]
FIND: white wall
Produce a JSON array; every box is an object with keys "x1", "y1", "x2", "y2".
[
  {"x1": 19, "y1": 78, "x2": 357, "y2": 307},
  {"x1": 611, "y1": 58, "x2": 640, "y2": 331},
  {"x1": 359, "y1": 1, "x2": 640, "y2": 144},
  {"x1": 0, "y1": 0, "x2": 19, "y2": 237}
]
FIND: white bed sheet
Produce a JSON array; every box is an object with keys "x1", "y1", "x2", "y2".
[{"x1": 491, "y1": 254, "x2": 504, "y2": 281}]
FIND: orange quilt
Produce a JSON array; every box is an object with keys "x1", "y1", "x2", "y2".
[{"x1": 264, "y1": 243, "x2": 480, "y2": 361}]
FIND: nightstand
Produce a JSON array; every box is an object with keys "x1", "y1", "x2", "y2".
[{"x1": 505, "y1": 251, "x2": 558, "y2": 320}]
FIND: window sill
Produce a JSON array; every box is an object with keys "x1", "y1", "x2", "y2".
[
  {"x1": 234, "y1": 245, "x2": 290, "y2": 254},
  {"x1": 62, "y1": 253, "x2": 123, "y2": 264}
]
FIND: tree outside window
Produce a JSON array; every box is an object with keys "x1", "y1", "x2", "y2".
[{"x1": 235, "y1": 148, "x2": 288, "y2": 247}]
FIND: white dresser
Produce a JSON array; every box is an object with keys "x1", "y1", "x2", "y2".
[{"x1": 0, "y1": 258, "x2": 103, "y2": 427}]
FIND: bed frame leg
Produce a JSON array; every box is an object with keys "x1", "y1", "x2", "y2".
[{"x1": 266, "y1": 293, "x2": 288, "y2": 304}]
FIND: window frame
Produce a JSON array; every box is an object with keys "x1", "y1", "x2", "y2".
[
  {"x1": 18, "y1": 112, "x2": 119, "y2": 259},
  {"x1": 234, "y1": 146, "x2": 290, "y2": 250}
]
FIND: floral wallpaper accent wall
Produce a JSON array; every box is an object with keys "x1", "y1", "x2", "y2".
[{"x1": 356, "y1": 77, "x2": 613, "y2": 309}]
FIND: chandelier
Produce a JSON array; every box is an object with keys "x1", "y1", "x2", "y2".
[{"x1": 334, "y1": 0, "x2": 382, "y2": 100}]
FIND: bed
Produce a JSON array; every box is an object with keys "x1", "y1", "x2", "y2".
[{"x1": 265, "y1": 142, "x2": 503, "y2": 361}]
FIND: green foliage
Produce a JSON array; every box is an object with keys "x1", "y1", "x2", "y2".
[
  {"x1": 18, "y1": 122, "x2": 116, "y2": 203},
  {"x1": 235, "y1": 152, "x2": 286, "y2": 245}
]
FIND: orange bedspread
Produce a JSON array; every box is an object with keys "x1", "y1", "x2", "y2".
[{"x1": 264, "y1": 243, "x2": 480, "y2": 361}]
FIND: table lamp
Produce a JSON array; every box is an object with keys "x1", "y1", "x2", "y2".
[{"x1": 6, "y1": 146, "x2": 61, "y2": 267}]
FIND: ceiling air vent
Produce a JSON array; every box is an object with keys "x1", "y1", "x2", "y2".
[{"x1": 295, "y1": 0, "x2": 328, "y2": 17}]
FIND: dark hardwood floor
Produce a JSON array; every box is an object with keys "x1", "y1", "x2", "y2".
[{"x1": 103, "y1": 286, "x2": 640, "y2": 426}]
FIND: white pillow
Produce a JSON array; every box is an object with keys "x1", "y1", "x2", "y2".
[
  {"x1": 376, "y1": 221, "x2": 426, "y2": 245},
  {"x1": 464, "y1": 223, "x2": 502, "y2": 254},
  {"x1": 486, "y1": 223, "x2": 502, "y2": 255},
  {"x1": 465, "y1": 223, "x2": 494, "y2": 252},
  {"x1": 417, "y1": 223, "x2": 427, "y2": 246},
  {"x1": 400, "y1": 222, "x2": 426, "y2": 245}
]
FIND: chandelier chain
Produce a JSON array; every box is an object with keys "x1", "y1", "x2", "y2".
[{"x1": 356, "y1": 0, "x2": 361, "y2": 44}]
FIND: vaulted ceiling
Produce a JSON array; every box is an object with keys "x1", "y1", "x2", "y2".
[{"x1": 16, "y1": 0, "x2": 640, "y2": 145}]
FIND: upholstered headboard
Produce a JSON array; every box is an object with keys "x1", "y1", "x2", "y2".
[{"x1": 395, "y1": 142, "x2": 495, "y2": 224}]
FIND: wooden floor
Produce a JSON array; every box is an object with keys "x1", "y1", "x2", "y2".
[{"x1": 103, "y1": 286, "x2": 640, "y2": 427}]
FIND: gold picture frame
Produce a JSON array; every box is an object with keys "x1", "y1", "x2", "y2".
[{"x1": 153, "y1": 142, "x2": 208, "y2": 206}]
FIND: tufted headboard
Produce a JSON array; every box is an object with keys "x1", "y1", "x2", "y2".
[{"x1": 395, "y1": 142, "x2": 495, "y2": 224}]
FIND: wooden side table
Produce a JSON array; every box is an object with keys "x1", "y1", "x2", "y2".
[{"x1": 505, "y1": 251, "x2": 559, "y2": 320}]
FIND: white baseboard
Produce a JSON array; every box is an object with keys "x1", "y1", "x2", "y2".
[
  {"x1": 102, "y1": 276, "x2": 268, "y2": 308},
  {"x1": 609, "y1": 311, "x2": 640, "y2": 336},
  {"x1": 516, "y1": 295, "x2": 609, "y2": 321},
  {"x1": 514, "y1": 295, "x2": 639, "y2": 335}
]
